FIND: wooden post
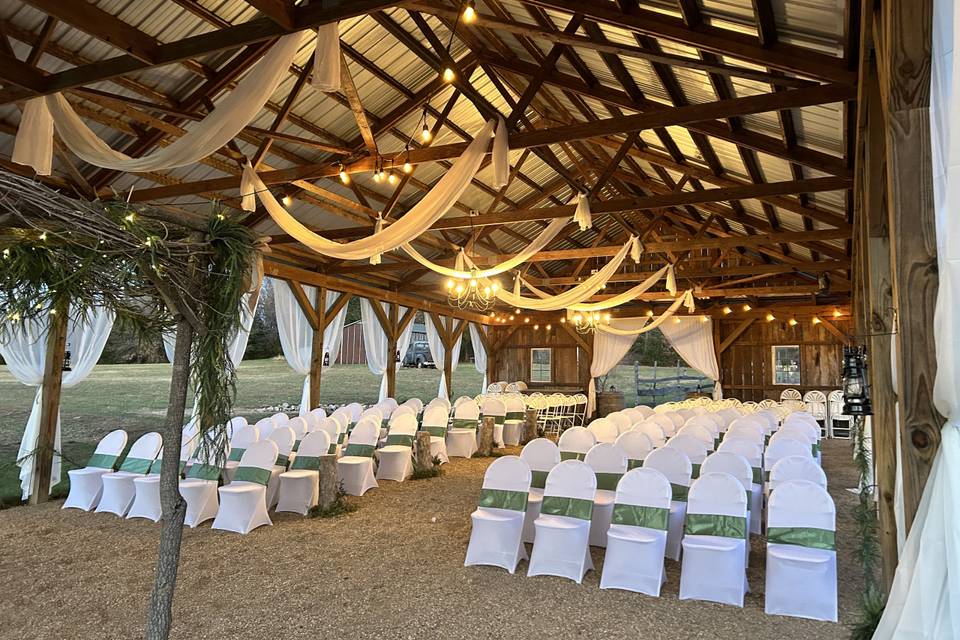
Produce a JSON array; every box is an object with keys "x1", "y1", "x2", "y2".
[
  {"x1": 522, "y1": 407, "x2": 538, "y2": 444},
  {"x1": 29, "y1": 305, "x2": 68, "y2": 504},
  {"x1": 478, "y1": 416, "x2": 495, "y2": 456},
  {"x1": 317, "y1": 453, "x2": 339, "y2": 510},
  {"x1": 443, "y1": 344, "x2": 453, "y2": 400},
  {"x1": 385, "y1": 302, "x2": 398, "y2": 400},
  {"x1": 414, "y1": 431, "x2": 433, "y2": 469},
  {"x1": 309, "y1": 286, "x2": 326, "y2": 410}
]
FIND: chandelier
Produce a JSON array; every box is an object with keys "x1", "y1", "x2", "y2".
[
  {"x1": 572, "y1": 310, "x2": 611, "y2": 335},
  {"x1": 445, "y1": 273, "x2": 499, "y2": 311}
]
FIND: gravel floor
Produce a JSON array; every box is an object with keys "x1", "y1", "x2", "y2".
[{"x1": 0, "y1": 439, "x2": 862, "y2": 640}]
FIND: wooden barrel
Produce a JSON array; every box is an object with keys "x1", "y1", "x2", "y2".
[{"x1": 596, "y1": 390, "x2": 625, "y2": 417}]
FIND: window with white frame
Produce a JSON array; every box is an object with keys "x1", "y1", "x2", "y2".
[
  {"x1": 772, "y1": 345, "x2": 801, "y2": 385},
  {"x1": 530, "y1": 348, "x2": 552, "y2": 383}
]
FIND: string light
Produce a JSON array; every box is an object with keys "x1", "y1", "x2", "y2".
[
  {"x1": 462, "y1": 0, "x2": 477, "y2": 23},
  {"x1": 533, "y1": 324, "x2": 540, "y2": 330},
  {"x1": 573, "y1": 311, "x2": 610, "y2": 335},
  {"x1": 442, "y1": 67, "x2": 456, "y2": 83},
  {"x1": 833, "y1": 308, "x2": 842, "y2": 318},
  {"x1": 421, "y1": 115, "x2": 432, "y2": 142},
  {"x1": 339, "y1": 163, "x2": 350, "y2": 184},
  {"x1": 282, "y1": 194, "x2": 293, "y2": 206},
  {"x1": 765, "y1": 312, "x2": 776, "y2": 322},
  {"x1": 788, "y1": 317, "x2": 798, "y2": 326},
  {"x1": 742, "y1": 303, "x2": 752, "y2": 312},
  {"x1": 812, "y1": 317, "x2": 822, "y2": 325},
  {"x1": 646, "y1": 309, "x2": 654, "y2": 317},
  {"x1": 546, "y1": 324, "x2": 552, "y2": 330},
  {"x1": 388, "y1": 172, "x2": 398, "y2": 185},
  {"x1": 722, "y1": 306, "x2": 732, "y2": 315},
  {"x1": 524, "y1": 317, "x2": 530, "y2": 323}
]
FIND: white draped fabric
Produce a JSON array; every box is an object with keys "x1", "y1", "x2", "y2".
[
  {"x1": 424, "y1": 316, "x2": 463, "y2": 400},
  {"x1": 524, "y1": 265, "x2": 672, "y2": 312},
  {"x1": 875, "y1": 2, "x2": 960, "y2": 635},
  {"x1": 242, "y1": 119, "x2": 498, "y2": 262},
  {"x1": 596, "y1": 290, "x2": 696, "y2": 336},
  {"x1": 359, "y1": 300, "x2": 415, "y2": 401},
  {"x1": 274, "y1": 282, "x2": 348, "y2": 414},
  {"x1": 493, "y1": 116, "x2": 510, "y2": 189},
  {"x1": 13, "y1": 32, "x2": 306, "y2": 176},
  {"x1": 0, "y1": 307, "x2": 114, "y2": 499},
  {"x1": 659, "y1": 317, "x2": 722, "y2": 399},
  {"x1": 469, "y1": 323, "x2": 488, "y2": 392},
  {"x1": 588, "y1": 317, "x2": 649, "y2": 415},
  {"x1": 311, "y1": 23, "x2": 341, "y2": 91}
]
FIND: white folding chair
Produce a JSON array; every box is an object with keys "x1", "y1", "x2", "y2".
[
  {"x1": 780, "y1": 388, "x2": 802, "y2": 403},
  {"x1": 502, "y1": 395, "x2": 526, "y2": 446},
  {"x1": 558, "y1": 426, "x2": 596, "y2": 461},
  {"x1": 702, "y1": 451, "x2": 755, "y2": 562},
  {"x1": 127, "y1": 425, "x2": 198, "y2": 522},
  {"x1": 585, "y1": 443, "x2": 628, "y2": 548},
  {"x1": 337, "y1": 418, "x2": 379, "y2": 496},
  {"x1": 212, "y1": 440, "x2": 278, "y2": 534},
  {"x1": 717, "y1": 439, "x2": 764, "y2": 535},
  {"x1": 376, "y1": 413, "x2": 417, "y2": 482},
  {"x1": 62, "y1": 429, "x2": 128, "y2": 511},
  {"x1": 276, "y1": 430, "x2": 332, "y2": 515},
  {"x1": 605, "y1": 411, "x2": 632, "y2": 435},
  {"x1": 288, "y1": 416, "x2": 309, "y2": 452},
  {"x1": 587, "y1": 417, "x2": 619, "y2": 444},
  {"x1": 482, "y1": 396, "x2": 507, "y2": 448},
  {"x1": 421, "y1": 404, "x2": 450, "y2": 464},
  {"x1": 520, "y1": 438, "x2": 561, "y2": 544},
  {"x1": 254, "y1": 416, "x2": 276, "y2": 442},
  {"x1": 827, "y1": 389, "x2": 853, "y2": 438},
  {"x1": 527, "y1": 460, "x2": 597, "y2": 583},
  {"x1": 96, "y1": 432, "x2": 163, "y2": 516},
  {"x1": 599, "y1": 467, "x2": 672, "y2": 596},
  {"x1": 666, "y1": 434, "x2": 709, "y2": 479},
  {"x1": 765, "y1": 480, "x2": 837, "y2": 621},
  {"x1": 316, "y1": 418, "x2": 340, "y2": 456},
  {"x1": 265, "y1": 426, "x2": 295, "y2": 508},
  {"x1": 464, "y1": 456, "x2": 532, "y2": 573},
  {"x1": 615, "y1": 431, "x2": 653, "y2": 470},
  {"x1": 447, "y1": 400, "x2": 479, "y2": 458},
  {"x1": 634, "y1": 419, "x2": 666, "y2": 447},
  {"x1": 679, "y1": 472, "x2": 749, "y2": 607},
  {"x1": 643, "y1": 446, "x2": 692, "y2": 561},
  {"x1": 769, "y1": 455, "x2": 827, "y2": 494}
]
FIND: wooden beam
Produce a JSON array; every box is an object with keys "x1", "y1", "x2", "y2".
[
  {"x1": 287, "y1": 281, "x2": 319, "y2": 330},
  {"x1": 309, "y1": 286, "x2": 326, "y2": 409},
  {"x1": 339, "y1": 52, "x2": 378, "y2": 155},
  {"x1": 718, "y1": 318, "x2": 756, "y2": 354},
  {"x1": 244, "y1": 0, "x2": 296, "y2": 30},
  {"x1": 385, "y1": 302, "x2": 399, "y2": 399},
  {"x1": 29, "y1": 306, "x2": 67, "y2": 503}
]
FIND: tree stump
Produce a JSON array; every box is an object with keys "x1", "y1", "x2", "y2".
[
  {"x1": 522, "y1": 408, "x2": 539, "y2": 444},
  {"x1": 415, "y1": 431, "x2": 433, "y2": 469},
  {"x1": 479, "y1": 417, "x2": 495, "y2": 457},
  {"x1": 318, "y1": 453, "x2": 339, "y2": 510}
]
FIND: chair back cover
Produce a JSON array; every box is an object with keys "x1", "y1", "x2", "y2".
[
  {"x1": 717, "y1": 439, "x2": 762, "y2": 473},
  {"x1": 650, "y1": 413, "x2": 678, "y2": 437},
  {"x1": 633, "y1": 405, "x2": 655, "y2": 419},
  {"x1": 119, "y1": 432, "x2": 162, "y2": 473},
  {"x1": 725, "y1": 423, "x2": 764, "y2": 445},
  {"x1": 453, "y1": 395, "x2": 475, "y2": 409},
  {"x1": 479, "y1": 455, "x2": 532, "y2": 510},
  {"x1": 317, "y1": 418, "x2": 340, "y2": 451},
  {"x1": 605, "y1": 411, "x2": 632, "y2": 434},
  {"x1": 504, "y1": 394, "x2": 526, "y2": 419},
  {"x1": 615, "y1": 431, "x2": 653, "y2": 468},
  {"x1": 234, "y1": 440, "x2": 279, "y2": 485},
  {"x1": 391, "y1": 405, "x2": 416, "y2": 420},
  {"x1": 271, "y1": 412, "x2": 290, "y2": 426},
  {"x1": 329, "y1": 408, "x2": 350, "y2": 430},
  {"x1": 348, "y1": 418, "x2": 380, "y2": 447},
  {"x1": 422, "y1": 404, "x2": 449, "y2": 427},
  {"x1": 769, "y1": 429, "x2": 812, "y2": 448},
  {"x1": 345, "y1": 402, "x2": 362, "y2": 421},
  {"x1": 718, "y1": 408, "x2": 742, "y2": 426},
  {"x1": 634, "y1": 419, "x2": 666, "y2": 447},
  {"x1": 557, "y1": 426, "x2": 596, "y2": 461},
  {"x1": 295, "y1": 430, "x2": 331, "y2": 459},
  {"x1": 542, "y1": 460, "x2": 597, "y2": 510},
  {"x1": 765, "y1": 439, "x2": 812, "y2": 470},
  {"x1": 677, "y1": 424, "x2": 713, "y2": 449},
  {"x1": 520, "y1": 438, "x2": 561, "y2": 489},
  {"x1": 388, "y1": 412, "x2": 418, "y2": 433},
  {"x1": 482, "y1": 396, "x2": 507, "y2": 422},
  {"x1": 768, "y1": 479, "x2": 835, "y2": 532},
  {"x1": 268, "y1": 426, "x2": 296, "y2": 463},
  {"x1": 226, "y1": 416, "x2": 247, "y2": 439},
  {"x1": 431, "y1": 396, "x2": 452, "y2": 411},
  {"x1": 403, "y1": 397, "x2": 424, "y2": 413},
  {"x1": 782, "y1": 419, "x2": 819, "y2": 442},
  {"x1": 385, "y1": 416, "x2": 418, "y2": 447},
  {"x1": 454, "y1": 399, "x2": 480, "y2": 420},
  {"x1": 688, "y1": 471, "x2": 748, "y2": 518},
  {"x1": 587, "y1": 418, "x2": 618, "y2": 443},
  {"x1": 228, "y1": 425, "x2": 259, "y2": 461},
  {"x1": 753, "y1": 409, "x2": 779, "y2": 430},
  {"x1": 288, "y1": 417, "x2": 308, "y2": 441},
  {"x1": 360, "y1": 407, "x2": 383, "y2": 426},
  {"x1": 701, "y1": 452, "x2": 753, "y2": 495},
  {"x1": 666, "y1": 434, "x2": 709, "y2": 465},
  {"x1": 770, "y1": 456, "x2": 828, "y2": 490},
  {"x1": 643, "y1": 447, "x2": 692, "y2": 489},
  {"x1": 615, "y1": 467, "x2": 672, "y2": 511},
  {"x1": 663, "y1": 411, "x2": 685, "y2": 429},
  {"x1": 254, "y1": 416, "x2": 276, "y2": 441},
  {"x1": 310, "y1": 407, "x2": 327, "y2": 421},
  {"x1": 584, "y1": 442, "x2": 628, "y2": 492},
  {"x1": 685, "y1": 414, "x2": 719, "y2": 436}
]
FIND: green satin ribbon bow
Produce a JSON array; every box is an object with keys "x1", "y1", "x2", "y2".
[
  {"x1": 478, "y1": 488, "x2": 528, "y2": 511},
  {"x1": 423, "y1": 425, "x2": 446, "y2": 438},
  {"x1": 233, "y1": 466, "x2": 272, "y2": 486},
  {"x1": 767, "y1": 526, "x2": 836, "y2": 551},
  {"x1": 187, "y1": 463, "x2": 221, "y2": 481},
  {"x1": 290, "y1": 455, "x2": 321, "y2": 471},
  {"x1": 611, "y1": 503, "x2": 669, "y2": 530},
  {"x1": 344, "y1": 443, "x2": 375, "y2": 458},
  {"x1": 86, "y1": 453, "x2": 118, "y2": 470},
  {"x1": 505, "y1": 411, "x2": 525, "y2": 422},
  {"x1": 595, "y1": 472, "x2": 623, "y2": 492},
  {"x1": 118, "y1": 457, "x2": 152, "y2": 474},
  {"x1": 685, "y1": 513, "x2": 748, "y2": 539},
  {"x1": 540, "y1": 495, "x2": 594, "y2": 520},
  {"x1": 385, "y1": 434, "x2": 415, "y2": 448}
]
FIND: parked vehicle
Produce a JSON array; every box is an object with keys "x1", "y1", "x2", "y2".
[{"x1": 403, "y1": 340, "x2": 435, "y2": 368}]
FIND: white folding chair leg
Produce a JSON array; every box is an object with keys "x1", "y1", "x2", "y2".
[
  {"x1": 179, "y1": 479, "x2": 219, "y2": 527},
  {"x1": 679, "y1": 536, "x2": 748, "y2": 607},
  {"x1": 212, "y1": 484, "x2": 272, "y2": 534},
  {"x1": 765, "y1": 546, "x2": 838, "y2": 621},
  {"x1": 600, "y1": 526, "x2": 668, "y2": 596},
  {"x1": 464, "y1": 509, "x2": 527, "y2": 573},
  {"x1": 376, "y1": 450, "x2": 413, "y2": 482},
  {"x1": 95, "y1": 472, "x2": 140, "y2": 516},
  {"x1": 522, "y1": 492, "x2": 542, "y2": 544},
  {"x1": 127, "y1": 476, "x2": 162, "y2": 522},
  {"x1": 62, "y1": 468, "x2": 110, "y2": 511},
  {"x1": 527, "y1": 517, "x2": 594, "y2": 583},
  {"x1": 664, "y1": 501, "x2": 686, "y2": 561},
  {"x1": 337, "y1": 458, "x2": 378, "y2": 496},
  {"x1": 275, "y1": 470, "x2": 319, "y2": 516}
]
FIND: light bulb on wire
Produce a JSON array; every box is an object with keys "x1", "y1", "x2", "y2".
[
  {"x1": 462, "y1": 0, "x2": 477, "y2": 23},
  {"x1": 442, "y1": 67, "x2": 456, "y2": 83},
  {"x1": 339, "y1": 164, "x2": 350, "y2": 184}
]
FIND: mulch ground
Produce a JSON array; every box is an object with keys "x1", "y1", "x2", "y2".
[{"x1": 0, "y1": 439, "x2": 862, "y2": 639}]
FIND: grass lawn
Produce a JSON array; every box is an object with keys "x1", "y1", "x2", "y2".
[{"x1": 0, "y1": 358, "x2": 706, "y2": 506}]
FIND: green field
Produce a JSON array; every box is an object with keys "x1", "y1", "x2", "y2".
[{"x1": 0, "y1": 359, "x2": 706, "y2": 506}]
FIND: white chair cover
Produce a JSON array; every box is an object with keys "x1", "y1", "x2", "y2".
[
  {"x1": 587, "y1": 418, "x2": 619, "y2": 443},
  {"x1": 717, "y1": 439, "x2": 764, "y2": 535},
  {"x1": 643, "y1": 446, "x2": 692, "y2": 561},
  {"x1": 481, "y1": 396, "x2": 507, "y2": 448},
  {"x1": 62, "y1": 429, "x2": 128, "y2": 511},
  {"x1": 502, "y1": 395, "x2": 526, "y2": 446},
  {"x1": 95, "y1": 432, "x2": 163, "y2": 516},
  {"x1": 422, "y1": 404, "x2": 450, "y2": 464},
  {"x1": 769, "y1": 455, "x2": 828, "y2": 493},
  {"x1": 127, "y1": 424, "x2": 198, "y2": 523},
  {"x1": 178, "y1": 435, "x2": 229, "y2": 527},
  {"x1": 447, "y1": 400, "x2": 480, "y2": 458},
  {"x1": 212, "y1": 440, "x2": 278, "y2": 534},
  {"x1": 464, "y1": 455, "x2": 532, "y2": 573},
  {"x1": 585, "y1": 443, "x2": 628, "y2": 548},
  {"x1": 615, "y1": 431, "x2": 653, "y2": 470},
  {"x1": 265, "y1": 426, "x2": 295, "y2": 508},
  {"x1": 519, "y1": 438, "x2": 561, "y2": 544},
  {"x1": 558, "y1": 426, "x2": 596, "y2": 461},
  {"x1": 376, "y1": 413, "x2": 417, "y2": 482},
  {"x1": 276, "y1": 430, "x2": 332, "y2": 515},
  {"x1": 337, "y1": 419, "x2": 379, "y2": 496}
]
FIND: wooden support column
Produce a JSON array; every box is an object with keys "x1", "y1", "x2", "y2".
[
  {"x1": 29, "y1": 304, "x2": 68, "y2": 504},
  {"x1": 385, "y1": 302, "x2": 399, "y2": 400},
  {"x1": 309, "y1": 286, "x2": 327, "y2": 410}
]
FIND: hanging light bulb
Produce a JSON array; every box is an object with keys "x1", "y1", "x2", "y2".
[
  {"x1": 533, "y1": 324, "x2": 540, "y2": 330},
  {"x1": 560, "y1": 316, "x2": 566, "y2": 324},
  {"x1": 446, "y1": 279, "x2": 454, "y2": 290},
  {"x1": 442, "y1": 66, "x2": 456, "y2": 83},
  {"x1": 462, "y1": 0, "x2": 477, "y2": 23},
  {"x1": 339, "y1": 164, "x2": 350, "y2": 184},
  {"x1": 723, "y1": 306, "x2": 733, "y2": 315},
  {"x1": 812, "y1": 316, "x2": 823, "y2": 325},
  {"x1": 373, "y1": 170, "x2": 383, "y2": 183},
  {"x1": 646, "y1": 309, "x2": 654, "y2": 317},
  {"x1": 509, "y1": 315, "x2": 515, "y2": 321},
  {"x1": 388, "y1": 172, "x2": 398, "y2": 185},
  {"x1": 282, "y1": 194, "x2": 293, "y2": 206},
  {"x1": 524, "y1": 317, "x2": 530, "y2": 323},
  {"x1": 546, "y1": 324, "x2": 552, "y2": 331},
  {"x1": 833, "y1": 308, "x2": 842, "y2": 318},
  {"x1": 788, "y1": 317, "x2": 798, "y2": 326},
  {"x1": 765, "y1": 312, "x2": 776, "y2": 322},
  {"x1": 421, "y1": 121, "x2": 432, "y2": 142},
  {"x1": 403, "y1": 160, "x2": 412, "y2": 174},
  {"x1": 743, "y1": 303, "x2": 752, "y2": 312}
]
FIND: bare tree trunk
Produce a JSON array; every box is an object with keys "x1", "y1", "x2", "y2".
[{"x1": 144, "y1": 318, "x2": 193, "y2": 640}]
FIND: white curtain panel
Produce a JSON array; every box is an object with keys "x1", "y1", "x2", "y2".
[
  {"x1": 659, "y1": 316, "x2": 722, "y2": 399},
  {"x1": 360, "y1": 300, "x2": 415, "y2": 401},
  {"x1": 588, "y1": 317, "x2": 649, "y2": 414},
  {"x1": 424, "y1": 316, "x2": 463, "y2": 400},
  {"x1": 13, "y1": 32, "x2": 306, "y2": 176},
  {"x1": 525, "y1": 264, "x2": 671, "y2": 312},
  {"x1": 0, "y1": 307, "x2": 114, "y2": 499},
  {"x1": 274, "y1": 281, "x2": 348, "y2": 414},
  {"x1": 311, "y1": 22, "x2": 341, "y2": 91},
  {"x1": 244, "y1": 119, "x2": 497, "y2": 259},
  {"x1": 875, "y1": 2, "x2": 960, "y2": 635},
  {"x1": 469, "y1": 323, "x2": 488, "y2": 392}
]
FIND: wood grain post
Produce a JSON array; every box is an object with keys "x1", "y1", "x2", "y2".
[
  {"x1": 522, "y1": 407, "x2": 539, "y2": 444},
  {"x1": 478, "y1": 416, "x2": 495, "y2": 457},
  {"x1": 309, "y1": 286, "x2": 326, "y2": 410},
  {"x1": 317, "y1": 453, "x2": 339, "y2": 510},
  {"x1": 385, "y1": 302, "x2": 398, "y2": 400},
  {"x1": 29, "y1": 305, "x2": 68, "y2": 504},
  {"x1": 415, "y1": 431, "x2": 433, "y2": 469}
]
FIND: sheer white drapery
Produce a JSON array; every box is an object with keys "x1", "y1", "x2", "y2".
[
  {"x1": 13, "y1": 32, "x2": 306, "y2": 176},
  {"x1": 359, "y1": 300, "x2": 415, "y2": 401},
  {"x1": 469, "y1": 323, "x2": 488, "y2": 392},
  {"x1": 424, "y1": 315, "x2": 463, "y2": 400},
  {"x1": 588, "y1": 317, "x2": 649, "y2": 414},
  {"x1": 242, "y1": 119, "x2": 498, "y2": 261},
  {"x1": 659, "y1": 316, "x2": 722, "y2": 399},
  {"x1": 524, "y1": 265, "x2": 671, "y2": 312},
  {"x1": 596, "y1": 290, "x2": 696, "y2": 336},
  {"x1": 493, "y1": 116, "x2": 510, "y2": 189},
  {"x1": 875, "y1": 2, "x2": 960, "y2": 635},
  {"x1": 311, "y1": 22, "x2": 341, "y2": 91},
  {"x1": 574, "y1": 194, "x2": 592, "y2": 231},
  {"x1": 274, "y1": 282, "x2": 348, "y2": 414},
  {"x1": 0, "y1": 307, "x2": 114, "y2": 499}
]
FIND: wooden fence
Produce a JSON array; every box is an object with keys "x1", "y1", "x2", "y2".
[{"x1": 634, "y1": 360, "x2": 711, "y2": 405}]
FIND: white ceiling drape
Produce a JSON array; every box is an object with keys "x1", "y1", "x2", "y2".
[
  {"x1": 359, "y1": 300, "x2": 415, "y2": 402},
  {"x1": 469, "y1": 323, "x2": 488, "y2": 393},
  {"x1": 588, "y1": 317, "x2": 649, "y2": 415},
  {"x1": 0, "y1": 307, "x2": 114, "y2": 499},
  {"x1": 659, "y1": 316, "x2": 722, "y2": 399},
  {"x1": 424, "y1": 315, "x2": 463, "y2": 400}
]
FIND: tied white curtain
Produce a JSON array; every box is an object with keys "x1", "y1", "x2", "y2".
[
  {"x1": 359, "y1": 300, "x2": 415, "y2": 402},
  {"x1": 424, "y1": 316, "x2": 463, "y2": 400},
  {"x1": 0, "y1": 307, "x2": 114, "y2": 499},
  {"x1": 13, "y1": 32, "x2": 306, "y2": 176},
  {"x1": 588, "y1": 317, "x2": 649, "y2": 415},
  {"x1": 659, "y1": 316, "x2": 722, "y2": 400},
  {"x1": 469, "y1": 323, "x2": 488, "y2": 392},
  {"x1": 274, "y1": 281, "x2": 348, "y2": 414},
  {"x1": 875, "y1": 1, "x2": 960, "y2": 635}
]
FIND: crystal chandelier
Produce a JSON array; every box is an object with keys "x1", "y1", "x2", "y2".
[
  {"x1": 445, "y1": 272, "x2": 499, "y2": 311},
  {"x1": 572, "y1": 310, "x2": 611, "y2": 335}
]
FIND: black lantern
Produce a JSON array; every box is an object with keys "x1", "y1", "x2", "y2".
[
  {"x1": 323, "y1": 352, "x2": 330, "y2": 367},
  {"x1": 62, "y1": 342, "x2": 72, "y2": 372},
  {"x1": 395, "y1": 349, "x2": 402, "y2": 363},
  {"x1": 842, "y1": 345, "x2": 872, "y2": 416}
]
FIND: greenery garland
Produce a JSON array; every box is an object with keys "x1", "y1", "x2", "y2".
[{"x1": 850, "y1": 414, "x2": 884, "y2": 639}]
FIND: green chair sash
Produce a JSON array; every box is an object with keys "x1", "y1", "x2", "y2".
[
  {"x1": 767, "y1": 526, "x2": 836, "y2": 551},
  {"x1": 540, "y1": 495, "x2": 594, "y2": 520},
  {"x1": 423, "y1": 425, "x2": 447, "y2": 438},
  {"x1": 292, "y1": 439, "x2": 301, "y2": 452},
  {"x1": 337, "y1": 433, "x2": 347, "y2": 444},
  {"x1": 478, "y1": 488, "x2": 528, "y2": 511},
  {"x1": 87, "y1": 452, "x2": 119, "y2": 470},
  {"x1": 595, "y1": 472, "x2": 623, "y2": 492},
  {"x1": 752, "y1": 466, "x2": 763, "y2": 484},
  {"x1": 483, "y1": 414, "x2": 506, "y2": 425},
  {"x1": 685, "y1": 513, "x2": 748, "y2": 539},
  {"x1": 691, "y1": 462, "x2": 702, "y2": 479},
  {"x1": 714, "y1": 436, "x2": 723, "y2": 450},
  {"x1": 451, "y1": 418, "x2": 478, "y2": 430},
  {"x1": 187, "y1": 463, "x2": 221, "y2": 481},
  {"x1": 670, "y1": 483, "x2": 689, "y2": 502},
  {"x1": 627, "y1": 458, "x2": 644, "y2": 470},
  {"x1": 290, "y1": 455, "x2": 321, "y2": 471},
  {"x1": 344, "y1": 443, "x2": 375, "y2": 458},
  {"x1": 154, "y1": 459, "x2": 186, "y2": 475},
  {"x1": 812, "y1": 442, "x2": 821, "y2": 457},
  {"x1": 347, "y1": 421, "x2": 357, "y2": 433},
  {"x1": 385, "y1": 434, "x2": 415, "y2": 448},
  {"x1": 327, "y1": 443, "x2": 338, "y2": 455},
  {"x1": 530, "y1": 470, "x2": 549, "y2": 490},
  {"x1": 275, "y1": 453, "x2": 289, "y2": 467},
  {"x1": 233, "y1": 466, "x2": 271, "y2": 486},
  {"x1": 118, "y1": 457, "x2": 153, "y2": 474},
  {"x1": 227, "y1": 448, "x2": 245, "y2": 462},
  {"x1": 505, "y1": 411, "x2": 525, "y2": 422},
  {"x1": 559, "y1": 450, "x2": 586, "y2": 462},
  {"x1": 745, "y1": 488, "x2": 752, "y2": 511},
  {"x1": 611, "y1": 503, "x2": 669, "y2": 530}
]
